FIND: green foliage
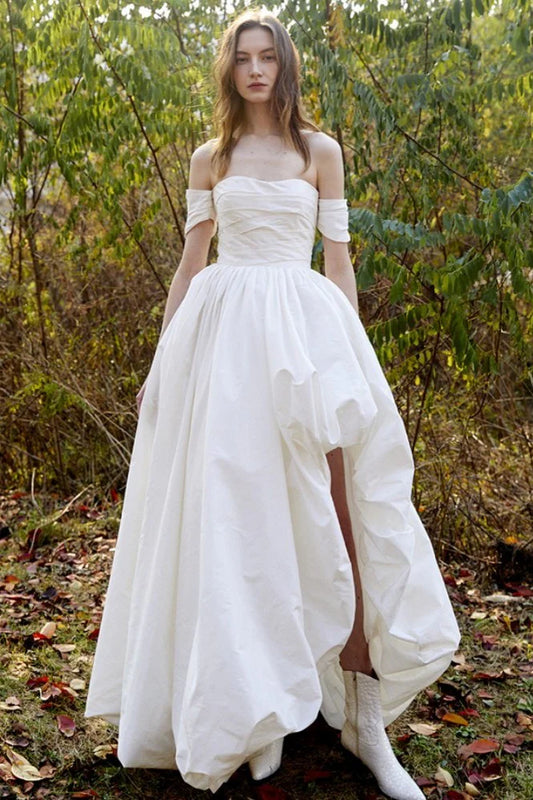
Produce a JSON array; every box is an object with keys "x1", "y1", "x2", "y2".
[{"x1": 0, "y1": 0, "x2": 532, "y2": 555}]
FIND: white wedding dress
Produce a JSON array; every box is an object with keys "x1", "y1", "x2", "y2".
[{"x1": 85, "y1": 176, "x2": 460, "y2": 792}]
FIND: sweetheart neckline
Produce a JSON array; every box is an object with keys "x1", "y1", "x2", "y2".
[{"x1": 212, "y1": 175, "x2": 319, "y2": 195}]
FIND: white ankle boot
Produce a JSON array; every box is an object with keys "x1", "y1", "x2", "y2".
[
  {"x1": 341, "y1": 671, "x2": 424, "y2": 800},
  {"x1": 248, "y1": 737, "x2": 284, "y2": 781}
]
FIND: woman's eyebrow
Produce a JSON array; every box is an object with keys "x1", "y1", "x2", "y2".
[{"x1": 235, "y1": 47, "x2": 275, "y2": 55}]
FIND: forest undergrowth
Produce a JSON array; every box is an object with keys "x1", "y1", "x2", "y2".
[{"x1": 0, "y1": 491, "x2": 532, "y2": 800}]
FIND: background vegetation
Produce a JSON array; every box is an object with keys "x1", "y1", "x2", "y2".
[
  {"x1": 0, "y1": 3, "x2": 532, "y2": 799},
  {"x1": 1, "y1": 0, "x2": 532, "y2": 563}
]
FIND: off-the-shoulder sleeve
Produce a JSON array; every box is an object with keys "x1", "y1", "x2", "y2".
[
  {"x1": 185, "y1": 189, "x2": 217, "y2": 236},
  {"x1": 317, "y1": 198, "x2": 350, "y2": 243}
]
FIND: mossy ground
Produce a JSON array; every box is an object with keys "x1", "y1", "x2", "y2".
[{"x1": 0, "y1": 493, "x2": 531, "y2": 800}]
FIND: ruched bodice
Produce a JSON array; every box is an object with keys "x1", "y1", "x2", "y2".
[
  {"x1": 214, "y1": 176, "x2": 319, "y2": 266},
  {"x1": 185, "y1": 175, "x2": 350, "y2": 268}
]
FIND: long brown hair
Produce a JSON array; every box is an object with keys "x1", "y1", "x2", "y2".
[{"x1": 212, "y1": 10, "x2": 318, "y2": 178}]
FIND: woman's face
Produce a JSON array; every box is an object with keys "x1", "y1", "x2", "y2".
[{"x1": 233, "y1": 26, "x2": 279, "y2": 104}]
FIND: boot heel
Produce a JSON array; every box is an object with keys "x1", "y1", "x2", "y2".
[
  {"x1": 248, "y1": 737, "x2": 284, "y2": 781},
  {"x1": 342, "y1": 671, "x2": 424, "y2": 800}
]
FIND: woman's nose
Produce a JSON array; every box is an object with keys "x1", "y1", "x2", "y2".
[{"x1": 249, "y1": 58, "x2": 263, "y2": 76}]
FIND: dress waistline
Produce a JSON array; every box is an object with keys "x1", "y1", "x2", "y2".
[{"x1": 212, "y1": 259, "x2": 311, "y2": 270}]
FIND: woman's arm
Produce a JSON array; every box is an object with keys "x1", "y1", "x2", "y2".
[
  {"x1": 159, "y1": 142, "x2": 216, "y2": 335},
  {"x1": 137, "y1": 143, "x2": 215, "y2": 410},
  {"x1": 312, "y1": 134, "x2": 359, "y2": 315}
]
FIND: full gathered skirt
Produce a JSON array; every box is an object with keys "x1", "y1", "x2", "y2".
[{"x1": 85, "y1": 261, "x2": 459, "y2": 791}]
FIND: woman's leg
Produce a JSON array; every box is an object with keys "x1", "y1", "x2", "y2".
[
  {"x1": 326, "y1": 447, "x2": 372, "y2": 675},
  {"x1": 327, "y1": 449, "x2": 424, "y2": 800}
]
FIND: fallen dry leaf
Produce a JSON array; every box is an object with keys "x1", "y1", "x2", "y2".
[
  {"x1": 503, "y1": 741, "x2": 521, "y2": 754},
  {"x1": 459, "y1": 738, "x2": 500, "y2": 758},
  {"x1": 516, "y1": 710, "x2": 532, "y2": 727},
  {"x1": 435, "y1": 766, "x2": 454, "y2": 787},
  {"x1": 0, "y1": 695, "x2": 21, "y2": 711},
  {"x1": 0, "y1": 760, "x2": 14, "y2": 782},
  {"x1": 93, "y1": 744, "x2": 117, "y2": 759},
  {"x1": 57, "y1": 714, "x2": 76, "y2": 737},
  {"x1": 5, "y1": 735, "x2": 30, "y2": 749},
  {"x1": 4, "y1": 747, "x2": 44, "y2": 782},
  {"x1": 464, "y1": 782, "x2": 481, "y2": 796},
  {"x1": 39, "y1": 622, "x2": 56, "y2": 639},
  {"x1": 442, "y1": 712, "x2": 469, "y2": 726},
  {"x1": 471, "y1": 670, "x2": 505, "y2": 680},
  {"x1": 416, "y1": 776, "x2": 436, "y2": 787},
  {"x1": 459, "y1": 709, "x2": 480, "y2": 718},
  {"x1": 26, "y1": 675, "x2": 49, "y2": 689},
  {"x1": 53, "y1": 643, "x2": 76, "y2": 655},
  {"x1": 451, "y1": 651, "x2": 466, "y2": 665},
  {"x1": 504, "y1": 733, "x2": 525, "y2": 746},
  {"x1": 479, "y1": 757, "x2": 503, "y2": 781},
  {"x1": 408, "y1": 722, "x2": 441, "y2": 736}
]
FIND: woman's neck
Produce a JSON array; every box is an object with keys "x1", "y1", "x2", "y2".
[{"x1": 241, "y1": 102, "x2": 281, "y2": 137}]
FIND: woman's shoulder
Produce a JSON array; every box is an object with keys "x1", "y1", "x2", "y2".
[
  {"x1": 303, "y1": 131, "x2": 344, "y2": 196},
  {"x1": 304, "y1": 130, "x2": 342, "y2": 159},
  {"x1": 191, "y1": 139, "x2": 218, "y2": 163},
  {"x1": 189, "y1": 139, "x2": 218, "y2": 190}
]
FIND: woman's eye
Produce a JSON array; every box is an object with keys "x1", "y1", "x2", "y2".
[{"x1": 236, "y1": 57, "x2": 247, "y2": 64}]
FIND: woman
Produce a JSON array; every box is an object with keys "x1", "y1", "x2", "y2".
[{"x1": 85, "y1": 11, "x2": 460, "y2": 800}]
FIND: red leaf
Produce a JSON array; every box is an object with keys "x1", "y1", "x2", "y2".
[
  {"x1": 471, "y1": 670, "x2": 505, "y2": 680},
  {"x1": 109, "y1": 487, "x2": 119, "y2": 504},
  {"x1": 458, "y1": 568, "x2": 475, "y2": 579},
  {"x1": 256, "y1": 785, "x2": 290, "y2": 800},
  {"x1": 88, "y1": 628, "x2": 100, "y2": 641},
  {"x1": 303, "y1": 769, "x2": 332, "y2": 782},
  {"x1": 459, "y1": 709, "x2": 480, "y2": 718},
  {"x1": 26, "y1": 676, "x2": 49, "y2": 689},
  {"x1": 504, "y1": 583, "x2": 533, "y2": 597},
  {"x1": 415, "y1": 777, "x2": 436, "y2": 787},
  {"x1": 444, "y1": 791, "x2": 468, "y2": 800},
  {"x1": 479, "y1": 757, "x2": 503, "y2": 781},
  {"x1": 504, "y1": 733, "x2": 525, "y2": 746},
  {"x1": 503, "y1": 743, "x2": 521, "y2": 753},
  {"x1": 396, "y1": 732, "x2": 414, "y2": 743},
  {"x1": 480, "y1": 635, "x2": 499, "y2": 650},
  {"x1": 462, "y1": 738, "x2": 500, "y2": 756},
  {"x1": 57, "y1": 715, "x2": 76, "y2": 737}
]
